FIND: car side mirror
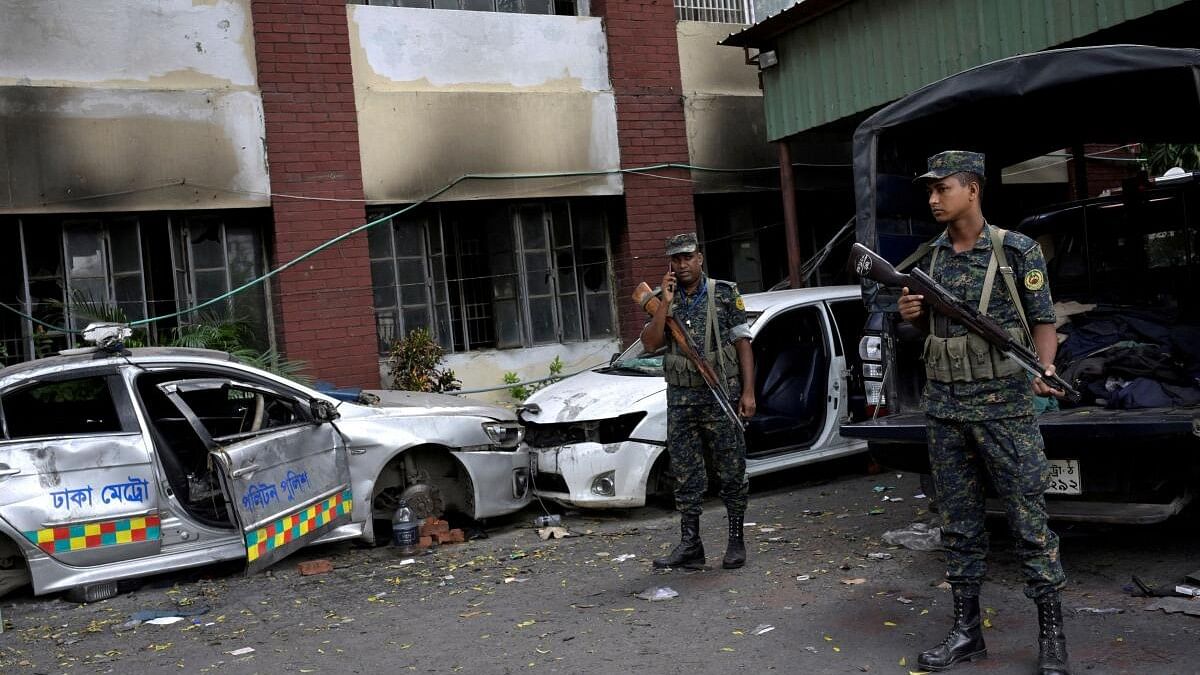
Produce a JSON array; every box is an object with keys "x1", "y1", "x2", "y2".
[{"x1": 311, "y1": 398, "x2": 341, "y2": 423}]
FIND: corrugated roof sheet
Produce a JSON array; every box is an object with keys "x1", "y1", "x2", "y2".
[{"x1": 741, "y1": 0, "x2": 1190, "y2": 141}]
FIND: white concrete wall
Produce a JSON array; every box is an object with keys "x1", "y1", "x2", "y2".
[
  {"x1": 677, "y1": 21, "x2": 775, "y2": 193},
  {"x1": 380, "y1": 338, "x2": 622, "y2": 405},
  {"x1": 348, "y1": 6, "x2": 622, "y2": 204},
  {"x1": 0, "y1": 0, "x2": 269, "y2": 213}
]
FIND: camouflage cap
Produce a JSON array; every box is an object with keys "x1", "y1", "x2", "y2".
[
  {"x1": 665, "y1": 232, "x2": 699, "y2": 256},
  {"x1": 915, "y1": 150, "x2": 985, "y2": 182}
]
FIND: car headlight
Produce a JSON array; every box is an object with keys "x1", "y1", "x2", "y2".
[{"x1": 482, "y1": 422, "x2": 524, "y2": 448}]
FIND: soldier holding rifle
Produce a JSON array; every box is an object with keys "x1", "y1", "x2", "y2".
[
  {"x1": 898, "y1": 151, "x2": 1070, "y2": 675},
  {"x1": 640, "y1": 233, "x2": 755, "y2": 570}
]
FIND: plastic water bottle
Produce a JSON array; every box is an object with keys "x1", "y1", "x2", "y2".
[
  {"x1": 392, "y1": 500, "x2": 419, "y2": 554},
  {"x1": 532, "y1": 514, "x2": 561, "y2": 528}
]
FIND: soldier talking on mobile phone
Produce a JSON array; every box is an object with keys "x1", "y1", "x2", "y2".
[{"x1": 641, "y1": 233, "x2": 755, "y2": 570}]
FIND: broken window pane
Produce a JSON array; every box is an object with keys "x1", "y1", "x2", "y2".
[{"x1": 3, "y1": 376, "x2": 122, "y2": 438}]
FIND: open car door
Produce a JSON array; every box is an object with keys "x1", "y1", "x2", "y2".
[{"x1": 158, "y1": 378, "x2": 352, "y2": 574}]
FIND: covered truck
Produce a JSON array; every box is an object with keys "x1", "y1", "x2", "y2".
[{"x1": 841, "y1": 45, "x2": 1200, "y2": 524}]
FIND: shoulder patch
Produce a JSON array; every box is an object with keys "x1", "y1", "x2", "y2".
[
  {"x1": 734, "y1": 295, "x2": 745, "y2": 311},
  {"x1": 1024, "y1": 269, "x2": 1045, "y2": 291}
]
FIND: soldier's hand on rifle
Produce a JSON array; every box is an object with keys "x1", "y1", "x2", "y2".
[
  {"x1": 898, "y1": 287, "x2": 925, "y2": 322},
  {"x1": 1032, "y1": 363, "x2": 1065, "y2": 398},
  {"x1": 661, "y1": 268, "x2": 677, "y2": 304}
]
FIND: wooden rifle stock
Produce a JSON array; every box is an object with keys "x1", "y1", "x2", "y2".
[
  {"x1": 633, "y1": 282, "x2": 745, "y2": 430},
  {"x1": 847, "y1": 243, "x2": 1081, "y2": 401}
]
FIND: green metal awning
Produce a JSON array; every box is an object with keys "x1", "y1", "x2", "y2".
[{"x1": 722, "y1": 0, "x2": 1191, "y2": 142}]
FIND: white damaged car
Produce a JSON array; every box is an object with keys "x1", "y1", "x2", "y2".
[{"x1": 521, "y1": 286, "x2": 871, "y2": 508}]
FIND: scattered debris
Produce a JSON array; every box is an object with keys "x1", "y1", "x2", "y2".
[
  {"x1": 841, "y1": 578, "x2": 867, "y2": 585},
  {"x1": 752, "y1": 624, "x2": 775, "y2": 635},
  {"x1": 398, "y1": 558, "x2": 417, "y2": 566},
  {"x1": 867, "y1": 552, "x2": 893, "y2": 561},
  {"x1": 868, "y1": 508, "x2": 885, "y2": 515},
  {"x1": 537, "y1": 526, "x2": 571, "y2": 540},
  {"x1": 611, "y1": 554, "x2": 637, "y2": 563},
  {"x1": 227, "y1": 647, "x2": 256, "y2": 656},
  {"x1": 1145, "y1": 597, "x2": 1200, "y2": 617},
  {"x1": 420, "y1": 517, "x2": 465, "y2": 546},
  {"x1": 503, "y1": 577, "x2": 530, "y2": 584},
  {"x1": 897, "y1": 597, "x2": 914, "y2": 604},
  {"x1": 1074, "y1": 607, "x2": 1124, "y2": 614},
  {"x1": 121, "y1": 605, "x2": 210, "y2": 630},
  {"x1": 1130, "y1": 575, "x2": 1177, "y2": 597},
  {"x1": 298, "y1": 559, "x2": 334, "y2": 576},
  {"x1": 1176, "y1": 584, "x2": 1200, "y2": 597},
  {"x1": 913, "y1": 493, "x2": 927, "y2": 500},
  {"x1": 881, "y1": 523, "x2": 943, "y2": 551},
  {"x1": 804, "y1": 646, "x2": 819, "y2": 654},
  {"x1": 796, "y1": 575, "x2": 812, "y2": 582},
  {"x1": 882, "y1": 496, "x2": 903, "y2": 502},
  {"x1": 636, "y1": 586, "x2": 679, "y2": 602},
  {"x1": 872, "y1": 485, "x2": 895, "y2": 493}
]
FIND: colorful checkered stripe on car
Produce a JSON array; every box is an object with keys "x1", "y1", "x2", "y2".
[
  {"x1": 244, "y1": 489, "x2": 352, "y2": 563},
  {"x1": 23, "y1": 514, "x2": 161, "y2": 554}
]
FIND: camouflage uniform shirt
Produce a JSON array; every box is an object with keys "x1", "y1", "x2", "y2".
[
  {"x1": 918, "y1": 224, "x2": 1056, "y2": 421},
  {"x1": 666, "y1": 275, "x2": 751, "y2": 406}
]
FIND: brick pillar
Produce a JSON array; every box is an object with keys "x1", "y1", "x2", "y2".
[
  {"x1": 250, "y1": 1, "x2": 380, "y2": 387},
  {"x1": 594, "y1": 0, "x2": 697, "y2": 346}
]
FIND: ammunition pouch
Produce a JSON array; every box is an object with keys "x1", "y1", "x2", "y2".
[
  {"x1": 923, "y1": 327, "x2": 1029, "y2": 383},
  {"x1": 663, "y1": 343, "x2": 739, "y2": 392}
]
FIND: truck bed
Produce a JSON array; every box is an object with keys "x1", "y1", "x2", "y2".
[{"x1": 843, "y1": 407, "x2": 1198, "y2": 443}]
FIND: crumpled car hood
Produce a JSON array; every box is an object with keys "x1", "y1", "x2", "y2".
[
  {"x1": 360, "y1": 389, "x2": 516, "y2": 422},
  {"x1": 523, "y1": 369, "x2": 664, "y2": 423}
]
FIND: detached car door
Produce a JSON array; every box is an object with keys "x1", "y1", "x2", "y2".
[{"x1": 158, "y1": 378, "x2": 352, "y2": 573}]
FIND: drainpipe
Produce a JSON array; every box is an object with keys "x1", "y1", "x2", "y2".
[{"x1": 778, "y1": 140, "x2": 802, "y2": 288}]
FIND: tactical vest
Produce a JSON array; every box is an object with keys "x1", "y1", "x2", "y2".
[
  {"x1": 917, "y1": 227, "x2": 1035, "y2": 384},
  {"x1": 662, "y1": 278, "x2": 740, "y2": 392}
]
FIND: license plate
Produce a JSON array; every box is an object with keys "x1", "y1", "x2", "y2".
[{"x1": 1045, "y1": 459, "x2": 1082, "y2": 495}]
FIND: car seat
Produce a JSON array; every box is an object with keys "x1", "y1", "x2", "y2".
[{"x1": 746, "y1": 342, "x2": 827, "y2": 452}]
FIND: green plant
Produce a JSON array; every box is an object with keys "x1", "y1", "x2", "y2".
[
  {"x1": 387, "y1": 327, "x2": 461, "y2": 393},
  {"x1": 502, "y1": 355, "x2": 566, "y2": 402},
  {"x1": 59, "y1": 293, "x2": 310, "y2": 383},
  {"x1": 503, "y1": 371, "x2": 528, "y2": 401},
  {"x1": 1140, "y1": 143, "x2": 1200, "y2": 176}
]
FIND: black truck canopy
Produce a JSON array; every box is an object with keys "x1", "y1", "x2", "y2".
[{"x1": 853, "y1": 44, "x2": 1200, "y2": 248}]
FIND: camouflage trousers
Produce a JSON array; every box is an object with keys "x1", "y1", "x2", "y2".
[
  {"x1": 666, "y1": 400, "x2": 748, "y2": 517},
  {"x1": 926, "y1": 415, "x2": 1066, "y2": 599}
]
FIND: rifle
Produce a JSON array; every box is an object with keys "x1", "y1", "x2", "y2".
[
  {"x1": 848, "y1": 243, "x2": 1081, "y2": 402},
  {"x1": 632, "y1": 282, "x2": 745, "y2": 430}
]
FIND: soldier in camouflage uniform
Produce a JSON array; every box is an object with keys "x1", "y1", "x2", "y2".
[
  {"x1": 900, "y1": 151, "x2": 1069, "y2": 675},
  {"x1": 641, "y1": 233, "x2": 756, "y2": 570}
]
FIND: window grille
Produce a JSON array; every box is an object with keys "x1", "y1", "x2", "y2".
[{"x1": 674, "y1": 0, "x2": 751, "y2": 24}]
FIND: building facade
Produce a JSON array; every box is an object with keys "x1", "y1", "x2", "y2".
[{"x1": 0, "y1": 0, "x2": 779, "y2": 393}]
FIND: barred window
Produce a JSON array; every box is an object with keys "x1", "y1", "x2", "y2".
[
  {"x1": 369, "y1": 199, "x2": 616, "y2": 354},
  {"x1": 674, "y1": 0, "x2": 751, "y2": 23},
  {"x1": 352, "y1": 0, "x2": 580, "y2": 16}
]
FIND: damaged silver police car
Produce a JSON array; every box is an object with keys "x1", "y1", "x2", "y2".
[{"x1": 0, "y1": 340, "x2": 529, "y2": 600}]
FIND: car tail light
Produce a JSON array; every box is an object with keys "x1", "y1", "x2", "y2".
[{"x1": 860, "y1": 335, "x2": 887, "y2": 418}]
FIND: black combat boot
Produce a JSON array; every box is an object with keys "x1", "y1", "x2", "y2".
[
  {"x1": 917, "y1": 586, "x2": 987, "y2": 671},
  {"x1": 653, "y1": 513, "x2": 704, "y2": 569},
  {"x1": 722, "y1": 510, "x2": 746, "y2": 569},
  {"x1": 1036, "y1": 592, "x2": 1070, "y2": 675}
]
